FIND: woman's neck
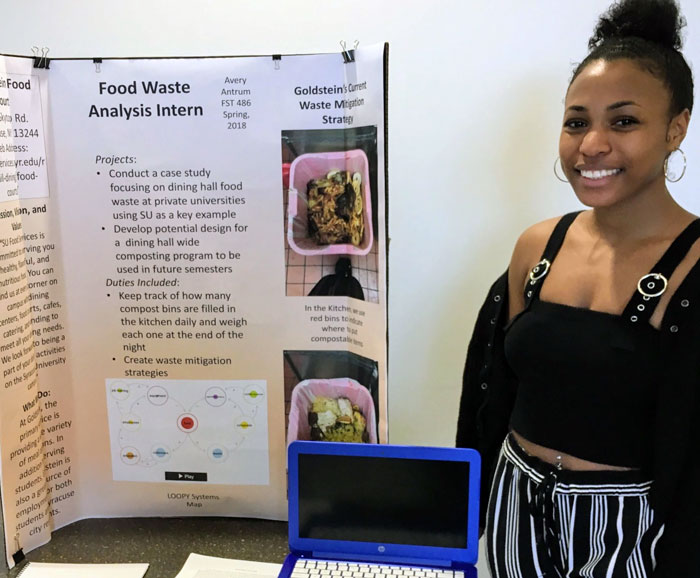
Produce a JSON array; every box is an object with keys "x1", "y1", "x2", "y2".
[{"x1": 587, "y1": 187, "x2": 691, "y2": 246}]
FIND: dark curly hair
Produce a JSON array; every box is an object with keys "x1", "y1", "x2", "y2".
[{"x1": 571, "y1": 0, "x2": 694, "y2": 116}]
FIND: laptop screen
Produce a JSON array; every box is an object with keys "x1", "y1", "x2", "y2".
[
  {"x1": 298, "y1": 454, "x2": 470, "y2": 548},
  {"x1": 288, "y1": 442, "x2": 481, "y2": 566}
]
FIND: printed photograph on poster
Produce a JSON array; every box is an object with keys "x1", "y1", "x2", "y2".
[
  {"x1": 283, "y1": 350, "x2": 379, "y2": 445},
  {"x1": 105, "y1": 378, "x2": 269, "y2": 484},
  {"x1": 282, "y1": 127, "x2": 380, "y2": 302}
]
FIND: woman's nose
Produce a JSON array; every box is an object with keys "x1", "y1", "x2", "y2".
[{"x1": 579, "y1": 127, "x2": 611, "y2": 157}]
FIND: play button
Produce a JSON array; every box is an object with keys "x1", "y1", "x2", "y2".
[{"x1": 165, "y1": 471, "x2": 207, "y2": 482}]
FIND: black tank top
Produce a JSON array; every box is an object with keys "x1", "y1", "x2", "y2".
[{"x1": 505, "y1": 212, "x2": 700, "y2": 469}]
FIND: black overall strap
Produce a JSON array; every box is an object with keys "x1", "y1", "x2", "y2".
[
  {"x1": 622, "y1": 218, "x2": 700, "y2": 325},
  {"x1": 523, "y1": 211, "x2": 583, "y2": 309}
]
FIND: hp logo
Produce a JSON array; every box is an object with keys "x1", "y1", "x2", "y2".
[{"x1": 378, "y1": 546, "x2": 386, "y2": 553}]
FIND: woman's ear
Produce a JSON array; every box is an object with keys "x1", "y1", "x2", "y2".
[{"x1": 667, "y1": 108, "x2": 690, "y2": 150}]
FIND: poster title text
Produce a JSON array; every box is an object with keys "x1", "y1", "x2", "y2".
[
  {"x1": 88, "y1": 80, "x2": 202, "y2": 120},
  {"x1": 294, "y1": 81, "x2": 368, "y2": 126}
]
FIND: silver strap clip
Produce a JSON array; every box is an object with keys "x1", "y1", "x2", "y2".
[
  {"x1": 637, "y1": 273, "x2": 668, "y2": 299},
  {"x1": 529, "y1": 259, "x2": 551, "y2": 285}
]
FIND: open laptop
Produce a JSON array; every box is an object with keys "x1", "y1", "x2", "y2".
[{"x1": 281, "y1": 441, "x2": 481, "y2": 578}]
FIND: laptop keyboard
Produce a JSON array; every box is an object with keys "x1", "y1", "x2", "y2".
[{"x1": 292, "y1": 559, "x2": 465, "y2": 578}]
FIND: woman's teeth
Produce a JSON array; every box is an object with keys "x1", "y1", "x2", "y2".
[{"x1": 580, "y1": 169, "x2": 621, "y2": 179}]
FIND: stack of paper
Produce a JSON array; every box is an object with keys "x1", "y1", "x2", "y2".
[{"x1": 17, "y1": 562, "x2": 149, "y2": 577}]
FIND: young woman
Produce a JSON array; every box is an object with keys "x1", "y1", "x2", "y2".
[{"x1": 456, "y1": 1, "x2": 699, "y2": 576}]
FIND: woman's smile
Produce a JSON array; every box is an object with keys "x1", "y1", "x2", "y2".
[
  {"x1": 574, "y1": 166, "x2": 624, "y2": 189},
  {"x1": 578, "y1": 168, "x2": 622, "y2": 179}
]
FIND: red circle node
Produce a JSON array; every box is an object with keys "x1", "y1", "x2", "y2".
[{"x1": 181, "y1": 417, "x2": 195, "y2": 430}]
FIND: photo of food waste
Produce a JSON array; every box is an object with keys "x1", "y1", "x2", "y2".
[
  {"x1": 307, "y1": 168, "x2": 364, "y2": 247},
  {"x1": 287, "y1": 148, "x2": 373, "y2": 256},
  {"x1": 283, "y1": 350, "x2": 380, "y2": 445},
  {"x1": 282, "y1": 127, "x2": 380, "y2": 302},
  {"x1": 309, "y1": 395, "x2": 368, "y2": 442}
]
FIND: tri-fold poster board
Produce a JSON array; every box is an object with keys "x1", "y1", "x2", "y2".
[{"x1": 0, "y1": 44, "x2": 388, "y2": 568}]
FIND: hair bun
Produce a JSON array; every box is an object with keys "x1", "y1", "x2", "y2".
[{"x1": 589, "y1": 0, "x2": 686, "y2": 51}]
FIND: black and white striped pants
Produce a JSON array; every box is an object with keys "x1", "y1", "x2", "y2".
[{"x1": 485, "y1": 434, "x2": 665, "y2": 578}]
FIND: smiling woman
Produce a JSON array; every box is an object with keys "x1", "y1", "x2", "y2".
[
  {"x1": 560, "y1": 59, "x2": 688, "y2": 210},
  {"x1": 456, "y1": 1, "x2": 700, "y2": 577}
]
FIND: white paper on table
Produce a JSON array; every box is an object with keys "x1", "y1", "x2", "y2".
[
  {"x1": 175, "y1": 553, "x2": 282, "y2": 578},
  {"x1": 16, "y1": 562, "x2": 149, "y2": 577}
]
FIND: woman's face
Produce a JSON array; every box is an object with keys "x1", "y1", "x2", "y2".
[{"x1": 559, "y1": 58, "x2": 688, "y2": 210}]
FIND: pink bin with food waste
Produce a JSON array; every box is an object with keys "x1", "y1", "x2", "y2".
[
  {"x1": 287, "y1": 150, "x2": 373, "y2": 256},
  {"x1": 287, "y1": 377, "x2": 377, "y2": 444}
]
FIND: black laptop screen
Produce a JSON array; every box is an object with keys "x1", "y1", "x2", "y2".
[{"x1": 297, "y1": 454, "x2": 470, "y2": 548}]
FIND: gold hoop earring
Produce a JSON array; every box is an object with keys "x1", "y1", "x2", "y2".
[
  {"x1": 664, "y1": 148, "x2": 687, "y2": 183},
  {"x1": 554, "y1": 157, "x2": 568, "y2": 183}
]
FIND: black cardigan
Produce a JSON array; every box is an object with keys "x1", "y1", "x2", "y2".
[{"x1": 456, "y1": 268, "x2": 700, "y2": 578}]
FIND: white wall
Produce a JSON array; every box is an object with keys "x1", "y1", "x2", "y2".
[{"x1": 4, "y1": 0, "x2": 700, "y2": 449}]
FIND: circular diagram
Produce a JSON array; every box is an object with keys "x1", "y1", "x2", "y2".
[
  {"x1": 121, "y1": 414, "x2": 142, "y2": 431},
  {"x1": 205, "y1": 387, "x2": 227, "y2": 407},
  {"x1": 106, "y1": 379, "x2": 269, "y2": 484},
  {"x1": 120, "y1": 446, "x2": 141, "y2": 465},
  {"x1": 151, "y1": 444, "x2": 172, "y2": 463},
  {"x1": 110, "y1": 382, "x2": 130, "y2": 401},
  {"x1": 244, "y1": 384, "x2": 265, "y2": 405},
  {"x1": 147, "y1": 386, "x2": 169, "y2": 406},
  {"x1": 177, "y1": 413, "x2": 198, "y2": 433}
]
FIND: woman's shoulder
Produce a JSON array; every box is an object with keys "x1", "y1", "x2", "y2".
[
  {"x1": 509, "y1": 215, "x2": 568, "y2": 280},
  {"x1": 514, "y1": 216, "x2": 562, "y2": 253},
  {"x1": 506, "y1": 214, "x2": 578, "y2": 315}
]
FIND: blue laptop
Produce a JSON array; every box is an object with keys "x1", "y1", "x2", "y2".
[{"x1": 281, "y1": 441, "x2": 480, "y2": 578}]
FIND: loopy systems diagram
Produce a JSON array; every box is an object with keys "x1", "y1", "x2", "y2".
[{"x1": 105, "y1": 379, "x2": 269, "y2": 484}]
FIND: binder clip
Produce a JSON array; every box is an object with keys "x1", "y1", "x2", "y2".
[
  {"x1": 32, "y1": 46, "x2": 51, "y2": 70},
  {"x1": 340, "y1": 40, "x2": 358, "y2": 64},
  {"x1": 94, "y1": 58, "x2": 103, "y2": 73},
  {"x1": 272, "y1": 54, "x2": 281, "y2": 70},
  {"x1": 12, "y1": 533, "x2": 25, "y2": 564}
]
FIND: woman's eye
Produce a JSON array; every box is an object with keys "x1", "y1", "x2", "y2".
[
  {"x1": 613, "y1": 117, "x2": 639, "y2": 128},
  {"x1": 564, "y1": 119, "x2": 587, "y2": 130}
]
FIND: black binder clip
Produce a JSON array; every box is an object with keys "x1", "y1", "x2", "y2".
[
  {"x1": 340, "y1": 40, "x2": 358, "y2": 64},
  {"x1": 12, "y1": 534, "x2": 25, "y2": 564},
  {"x1": 32, "y1": 46, "x2": 50, "y2": 70},
  {"x1": 272, "y1": 54, "x2": 281, "y2": 70},
  {"x1": 94, "y1": 58, "x2": 103, "y2": 73}
]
